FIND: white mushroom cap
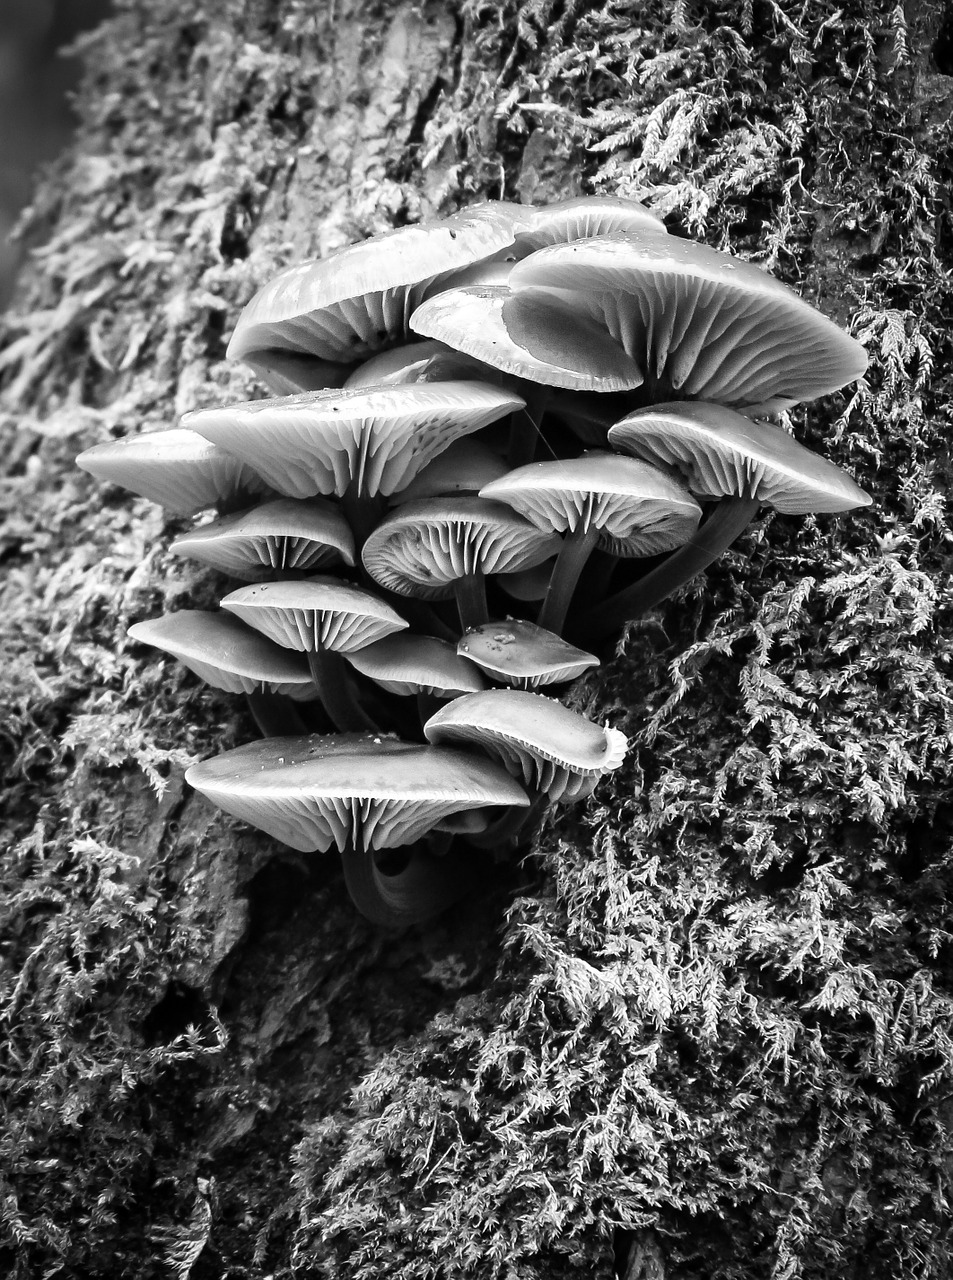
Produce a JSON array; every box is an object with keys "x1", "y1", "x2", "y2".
[
  {"x1": 424, "y1": 689, "x2": 628, "y2": 803},
  {"x1": 343, "y1": 339, "x2": 494, "y2": 389},
  {"x1": 221, "y1": 577, "x2": 408, "y2": 653},
  {"x1": 480, "y1": 452, "x2": 701, "y2": 557},
  {"x1": 170, "y1": 498, "x2": 355, "y2": 580},
  {"x1": 185, "y1": 733, "x2": 529, "y2": 852},
  {"x1": 76, "y1": 429, "x2": 269, "y2": 515},
  {"x1": 242, "y1": 350, "x2": 354, "y2": 396},
  {"x1": 346, "y1": 634, "x2": 487, "y2": 697},
  {"x1": 361, "y1": 497, "x2": 562, "y2": 600},
  {"x1": 607, "y1": 401, "x2": 873, "y2": 513},
  {"x1": 513, "y1": 195, "x2": 665, "y2": 253},
  {"x1": 509, "y1": 231, "x2": 869, "y2": 412},
  {"x1": 127, "y1": 611, "x2": 316, "y2": 700},
  {"x1": 457, "y1": 620, "x2": 599, "y2": 689},
  {"x1": 184, "y1": 382, "x2": 524, "y2": 500}
]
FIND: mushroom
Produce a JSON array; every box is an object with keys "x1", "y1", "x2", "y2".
[
  {"x1": 185, "y1": 733, "x2": 530, "y2": 925},
  {"x1": 480, "y1": 451, "x2": 702, "y2": 634},
  {"x1": 390, "y1": 437, "x2": 509, "y2": 505},
  {"x1": 361, "y1": 496, "x2": 562, "y2": 631},
  {"x1": 170, "y1": 497, "x2": 355, "y2": 580},
  {"x1": 346, "y1": 632, "x2": 487, "y2": 725},
  {"x1": 457, "y1": 619, "x2": 599, "y2": 690},
  {"x1": 221, "y1": 577, "x2": 407, "y2": 732},
  {"x1": 507, "y1": 230, "x2": 869, "y2": 412},
  {"x1": 424, "y1": 688, "x2": 628, "y2": 803},
  {"x1": 242, "y1": 350, "x2": 355, "y2": 396},
  {"x1": 76, "y1": 429, "x2": 269, "y2": 516},
  {"x1": 343, "y1": 339, "x2": 496, "y2": 390},
  {"x1": 583, "y1": 399, "x2": 873, "y2": 634},
  {"x1": 513, "y1": 194, "x2": 666, "y2": 253}
]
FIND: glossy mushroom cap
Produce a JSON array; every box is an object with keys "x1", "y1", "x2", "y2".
[
  {"x1": 170, "y1": 498, "x2": 355, "y2": 580},
  {"x1": 362, "y1": 497, "x2": 562, "y2": 600},
  {"x1": 424, "y1": 689, "x2": 628, "y2": 803},
  {"x1": 607, "y1": 401, "x2": 873, "y2": 513},
  {"x1": 458, "y1": 620, "x2": 599, "y2": 689},
  {"x1": 480, "y1": 452, "x2": 702, "y2": 557},
  {"x1": 128, "y1": 611, "x2": 316, "y2": 699},
  {"x1": 76, "y1": 429, "x2": 269, "y2": 516},
  {"x1": 184, "y1": 382, "x2": 524, "y2": 501},
  {"x1": 343, "y1": 339, "x2": 495, "y2": 389},
  {"x1": 185, "y1": 733, "x2": 529, "y2": 852},
  {"x1": 242, "y1": 351, "x2": 355, "y2": 396},
  {"x1": 346, "y1": 634, "x2": 487, "y2": 697},
  {"x1": 392, "y1": 437, "x2": 509, "y2": 505},
  {"x1": 221, "y1": 577, "x2": 408, "y2": 653},
  {"x1": 226, "y1": 203, "x2": 528, "y2": 369},
  {"x1": 513, "y1": 195, "x2": 665, "y2": 252},
  {"x1": 508, "y1": 230, "x2": 869, "y2": 412}
]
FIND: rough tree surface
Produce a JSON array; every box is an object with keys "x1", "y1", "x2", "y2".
[{"x1": 1, "y1": 1, "x2": 951, "y2": 1277}]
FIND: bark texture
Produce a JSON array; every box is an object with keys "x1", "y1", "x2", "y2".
[{"x1": 1, "y1": 2, "x2": 952, "y2": 1278}]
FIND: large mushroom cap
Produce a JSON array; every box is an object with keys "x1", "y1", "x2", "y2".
[
  {"x1": 509, "y1": 231, "x2": 869, "y2": 412},
  {"x1": 458, "y1": 620, "x2": 599, "y2": 689},
  {"x1": 226, "y1": 203, "x2": 528, "y2": 368},
  {"x1": 221, "y1": 577, "x2": 408, "y2": 653},
  {"x1": 514, "y1": 195, "x2": 665, "y2": 253},
  {"x1": 424, "y1": 689, "x2": 627, "y2": 803},
  {"x1": 480, "y1": 451, "x2": 701, "y2": 557},
  {"x1": 185, "y1": 733, "x2": 529, "y2": 852},
  {"x1": 184, "y1": 382, "x2": 524, "y2": 501},
  {"x1": 170, "y1": 497, "x2": 355, "y2": 580},
  {"x1": 362, "y1": 497, "x2": 562, "y2": 600},
  {"x1": 346, "y1": 633, "x2": 487, "y2": 697},
  {"x1": 76, "y1": 429, "x2": 269, "y2": 516},
  {"x1": 127, "y1": 611, "x2": 316, "y2": 700},
  {"x1": 608, "y1": 400, "x2": 873, "y2": 514},
  {"x1": 410, "y1": 283, "x2": 644, "y2": 392}
]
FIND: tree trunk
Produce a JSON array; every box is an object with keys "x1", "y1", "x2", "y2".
[{"x1": 1, "y1": 2, "x2": 951, "y2": 1277}]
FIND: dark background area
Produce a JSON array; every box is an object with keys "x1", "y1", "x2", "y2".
[{"x1": 0, "y1": 0, "x2": 112, "y2": 310}]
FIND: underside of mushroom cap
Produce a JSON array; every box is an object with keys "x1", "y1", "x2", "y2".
[
  {"x1": 362, "y1": 497, "x2": 562, "y2": 600},
  {"x1": 226, "y1": 203, "x2": 528, "y2": 366},
  {"x1": 608, "y1": 401, "x2": 873, "y2": 513},
  {"x1": 480, "y1": 452, "x2": 701, "y2": 557},
  {"x1": 424, "y1": 689, "x2": 628, "y2": 803},
  {"x1": 185, "y1": 733, "x2": 529, "y2": 852},
  {"x1": 76, "y1": 429, "x2": 270, "y2": 515},
  {"x1": 171, "y1": 498, "x2": 356, "y2": 579},
  {"x1": 513, "y1": 195, "x2": 666, "y2": 253},
  {"x1": 128, "y1": 611, "x2": 316, "y2": 699},
  {"x1": 346, "y1": 633, "x2": 487, "y2": 697},
  {"x1": 184, "y1": 382, "x2": 524, "y2": 500},
  {"x1": 410, "y1": 283, "x2": 644, "y2": 392},
  {"x1": 457, "y1": 620, "x2": 599, "y2": 689},
  {"x1": 509, "y1": 231, "x2": 869, "y2": 411},
  {"x1": 221, "y1": 577, "x2": 408, "y2": 652}
]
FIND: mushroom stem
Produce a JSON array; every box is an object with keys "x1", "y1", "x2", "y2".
[
  {"x1": 342, "y1": 485, "x2": 386, "y2": 553},
  {"x1": 468, "y1": 794, "x2": 547, "y2": 855},
  {"x1": 582, "y1": 495, "x2": 761, "y2": 638},
  {"x1": 340, "y1": 840, "x2": 476, "y2": 927},
  {"x1": 307, "y1": 648, "x2": 378, "y2": 733},
  {"x1": 537, "y1": 522, "x2": 601, "y2": 636},
  {"x1": 245, "y1": 691, "x2": 308, "y2": 737},
  {"x1": 508, "y1": 388, "x2": 550, "y2": 469},
  {"x1": 454, "y1": 570, "x2": 489, "y2": 632}
]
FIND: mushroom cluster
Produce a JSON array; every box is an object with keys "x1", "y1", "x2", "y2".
[{"x1": 77, "y1": 197, "x2": 871, "y2": 927}]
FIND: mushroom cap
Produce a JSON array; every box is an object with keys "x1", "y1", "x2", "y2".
[
  {"x1": 242, "y1": 350, "x2": 355, "y2": 396},
  {"x1": 607, "y1": 400, "x2": 873, "y2": 514},
  {"x1": 424, "y1": 689, "x2": 628, "y2": 803},
  {"x1": 76, "y1": 429, "x2": 269, "y2": 516},
  {"x1": 170, "y1": 498, "x2": 356, "y2": 580},
  {"x1": 480, "y1": 451, "x2": 702, "y2": 557},
  {"x1": 514, "y1": 195, "x2": 665, "y2": 253},
  {"x1": 226, "y1": 203, "x2": 527, "y2": 366},
  {"x1": 458, "y1": 620, "x2": 599, "y2": 689},
  {"x1": 185, "y1": 733, "x2": 529, "y2": 853},
  {"x1": 362, "y1": 497, "x2": 562, "y2": 600},
  {"x1": 343, "y1": 339, "x2": 495, "y2": 390},
  {"x1": 410, "y1": 283, "x2": 644, "y2": 392},
  {"x1": 127, "y1": 611, "x2": 316, "y2": 700},
  {"x1": 184, "y1": 381, "x2": 524, "y2": 500},
  {"x1": 346, "y1": 633, "x2": 487, "y2": 697},
  {"x1": 391, "y1": 436, "x2": 509, "y2": 505},
  {"x1": 221, "y1": 576, "x2": 408, "y2": 653},
  {"x1": 509, "y1": 231, "x2": 869, "y2": 412}
]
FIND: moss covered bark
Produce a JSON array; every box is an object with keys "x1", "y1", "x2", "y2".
[{"x1": 1, "y1": 1, "x2": 951, "y2": 1277}]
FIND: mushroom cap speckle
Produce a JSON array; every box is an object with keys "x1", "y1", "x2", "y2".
[
  {"x1": 608, "y1": 400, "x2": 873, "y2": 514},
  {"x1": 458, "y1": 620, "x2": 599, "y2": 689},
  {"x1": 127, "y1": 611, "x2": 316, "y2": 700},
  {"x1": 184, "y1": 382, "x2": 524, "y2": 500},
  {"x1": 221, "y1": 577, "x2": 408, "y2": 653},
  {"x1": 480, "y1": 451, "x2": 701, "y2": 557},
  {"x1": 185, "y1": 733, "x2": 529, "y2": 852},
  {"x1": 424, "y1": 689, "x2": 628, "y2": 803},
  {"x1": 509, "y1": 231, "x2": 869, "y2": 412}
]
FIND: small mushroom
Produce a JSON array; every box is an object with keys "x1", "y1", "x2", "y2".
[
  {"x1": 513, "y1": 195, "x2": 665, "y2": 253},
  {"x1": 343, "y1": 339, "x2": 495, "y2": 390},
  {"x1": 185, "y1": 733, "x2": 529, "y2": 925},
  {"x1": 391, "y1": 437, "x2": 509, "y2": 505},
  {"x1": 170, "y1": 497, "x2": 355, "y2": 580},
  {"x1": 458, "y1": 620, "x2": 599, "y2": 689},
  {"x1": 346, "y1": 632, "x2": 487, "y2": 726},
  {"x1": 424, "y1": 688, "x2": 628, "y2": 803},
  {"x1": 76, "y1": 429, "x2": 269, "y2": 516}
]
